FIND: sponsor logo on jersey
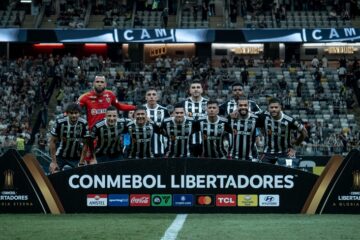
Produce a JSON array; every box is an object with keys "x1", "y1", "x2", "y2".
[{"x1": 90, "y1": 108, "x2": 107, "y2": 115}]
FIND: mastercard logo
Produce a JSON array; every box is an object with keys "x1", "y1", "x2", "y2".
[{"x1": 197, "y1": 195, "x2": 213, "y2": 205}]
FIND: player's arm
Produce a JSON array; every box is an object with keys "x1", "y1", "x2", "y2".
[
  {"x1": 77, "y1": 93, "x2": 88, "y2": 108},
  {"x1": 288, "y1": 120, "x2": 308, "y2": 157},
  {"x1": 78, "y1": 120, "x2": 90, "y2": 166},
  {"x1": 152, "y1": 121, "x2": 166, "y2": 135},
  {"x1": 250, "y1": 101, "x2": 262, "y2": 114},
  {"x1": 219, "y1": 102, "x2": 227, "y2": 116},
  {"x1": 111, "y1": 95, "x2": 136, "y2": 111},
  {"x1": 191, "y1": 119, "x2": 201, "y2": 134},
  {"x1": 87, "y1": 127, "x2": 98, "y2": 165},
  {"x1": 290, "y1": 118, "x2": 308, "y2": 146},
  {"x1": 293, "y1": 127, "x2": 308, "y2": 146},
  {"x1": 79, "y1": 139, "x2": 88, "y2": 166},
  {"x1": 49, "y1": 136, "x2": 59, "y2": 174}
]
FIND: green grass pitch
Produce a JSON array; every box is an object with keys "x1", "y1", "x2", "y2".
[{"x1": 0, "y1": 214, "x2": 359, "y2": 240}]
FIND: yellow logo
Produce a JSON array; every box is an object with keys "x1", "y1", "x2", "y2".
[
  {"x1": 352, "y1": 170, "x2": 360, "y2": 191},
  {"x1": 237, "y1": 194, "x2": 258, "y2": 207},
  {"x1": 3, "y1": 169, "x2": 14, "y2": 190}
]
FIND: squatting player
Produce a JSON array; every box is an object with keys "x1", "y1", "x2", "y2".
[
  {"x1": 86, "y1": 106, "x2": 130, "y2": 163},
  {"x1": 49, "y1": 103, "x2": 90, "y2": 173}
]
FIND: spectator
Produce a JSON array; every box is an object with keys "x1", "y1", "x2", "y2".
[
  {"x1": 161, "y1": 8, "x2": 168, "y2": 28},
  {"x1": 311, "y1": 56, "x2": 320, "y2": 68},
  {"x1": 322, "y1": 55, "x2": 328, "y2": 68},
  {"x1": 209, "y1": 0, "x2": 216, "y2": 16},
  {"x1": 201, "y1": 0, "x2": 208, "y2": 21}
]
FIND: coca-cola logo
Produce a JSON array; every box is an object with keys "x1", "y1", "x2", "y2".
[
  {"x1": 131, "y1": 197, "x2": 149, "y2": 203},
  {"x1": 130, "y1": 194, "x2": 151, "y2": 207}
]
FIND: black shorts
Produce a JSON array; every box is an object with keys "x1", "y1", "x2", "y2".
[
  {"x1": 260, "y1": 152, "x2": 288, "y2": 164},
  {"x1": 57, "y1": 156, "x2": 79, "y2": 170},
  {"x1": 189, "y1": 144, "x2": 202, "y2": 157}
]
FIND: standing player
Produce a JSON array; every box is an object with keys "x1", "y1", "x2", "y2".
[
  {"x1": 198, "y1": 100, "x2": 232, "y2": 158},
  {"x1": 78, "y1": 75, "x2": 136, "y2": 129},
  {"x1": 49, "y1": 103, "x2": 90, "y2": 173},
  {"x1": 86, "y1": 106, "x2": 130, "y2": 163},
  {"x1": 182, "y1": 80, "x2": 208, "y2": 157},
  {"x1": 144, "y1": 87, "x2": 169, "y2": 157},
  {"x1": 78, "y1": 75, "x2": 136, "y2": 161},
  {"x1": 162, "y1": 104, "x2": 198, "y2": 158},
  {"x1": 258, "y1": 97, "x2": 308, "y2": 164},
  {"x1": 228, "y1": 97, "x2": 261, "y2": 161},
  {"x1": 219, "y1": 82, "x2": 261, "y2": 116}
]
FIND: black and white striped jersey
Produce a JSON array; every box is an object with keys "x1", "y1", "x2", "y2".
[
  {"x1": 50, "y1": 116, "x2": 90, "y2": 159},
  {"x1": 258, "y1": 112, "x2": 304, "y2": 154},
  {"x1": 219, "y1": 99, "x2": 262, "y2": 116},
  {"x1": 228, "y1": 113, "x2": 260, "y2": 161},
  {"x1": 161, "y1": 117, "x2": 196, "y2": 158},
  {"x1": 127, "y1": 121, "x2": 160, "y2": 159},
  {"x1": 183, "y1": 97, "x2": 208, "y2": 144},
  {"x1": 91, "y1": 118, "x2": 130, "y2": 157},
  {"x1": 198, "y1": 117, "x2": 232, "y2": 158},
  {"x1": 144, "y1": 104, "x2": 170, "y2": 155}
]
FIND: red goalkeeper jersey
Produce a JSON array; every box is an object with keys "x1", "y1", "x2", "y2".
[{"x1": 78, "y1": 90, "x2": 135, "y2": 128}]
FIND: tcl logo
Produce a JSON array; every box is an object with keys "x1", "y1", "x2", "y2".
[
  {"x1": 216, "y1": 194, "x2": 236, "y2": 207},
  {"x1": 130, "y1": 194, "x2": 150, "y2": 207}
]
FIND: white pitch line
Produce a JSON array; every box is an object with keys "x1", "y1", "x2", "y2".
[{"x1": 160, "y1": 214, "x2": 188, "y2": 240}]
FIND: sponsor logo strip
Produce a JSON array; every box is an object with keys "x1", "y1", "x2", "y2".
[
  {"x1": 87, "y1": 194, "x2": 107, "y2": 207},
  {"x1": 259, "y1": 194, "x2": 280, "y2": 207},
  {"x1": 108, "y1": 194, "x2": 129, "y2": 207},
  {"x1": 130, "y1": 194, "x2": 150, "y2": 207},
  {"x1": 216, "y1": 194, "x2": 237, "y2": 207},
  {"x1": 237, "y1": 194, "x2": 258, "y2": 207},
  {"x1": 196, "y1": 195, "x2": 215, "y2": 207},
  {"x1": 151, "y1": 194, "x2": 172, "y2": 207},
  {"x1": 173, "y1": 194, "x2": 193, "y2": 207}
]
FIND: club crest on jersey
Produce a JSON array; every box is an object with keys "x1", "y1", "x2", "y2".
[
  {"x1": 157, "y1": 111, "x2": 162, "y2": 116},
  {"x1": 106, "y1": 98, "x2": 111, "y2": 103}
]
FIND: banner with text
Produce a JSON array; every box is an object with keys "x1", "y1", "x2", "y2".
[{"x1": 48, "y1": 158, "x2": 317, "y2": 213}]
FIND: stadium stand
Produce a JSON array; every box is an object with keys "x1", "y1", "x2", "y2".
[
  {"x1": 1, "y1": 0, "x2": 360, "y2": 160},
  {"x1": 0, "y1": 55, "x2": 53, "y2": 154}
]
